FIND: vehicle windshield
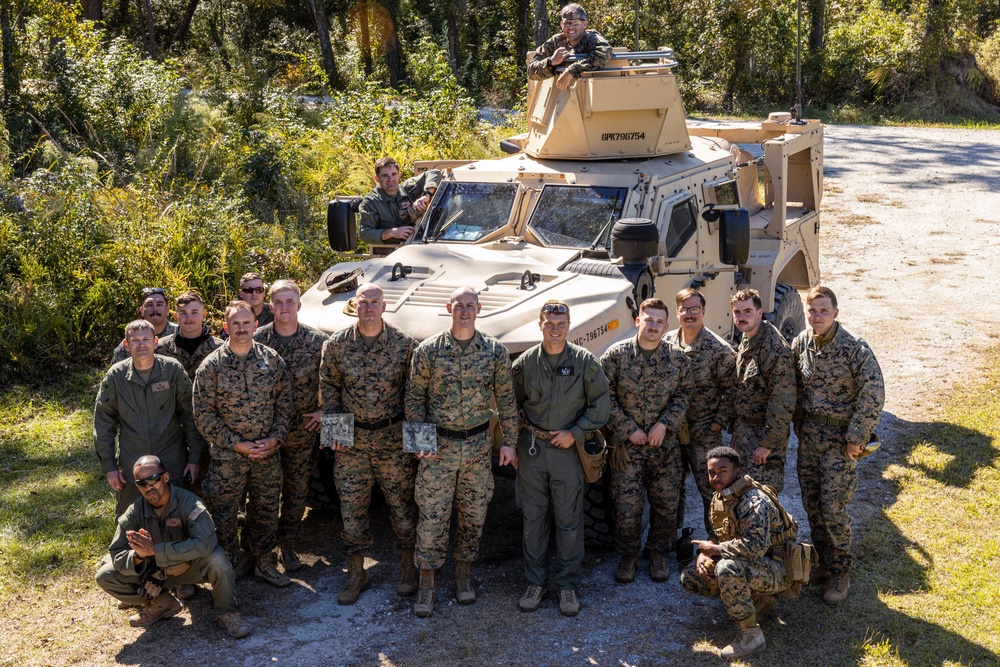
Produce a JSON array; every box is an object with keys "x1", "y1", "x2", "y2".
[
  {"x1": 420, "y1": 182, "x2": 518, "y2": 242},
  {"x1": 527, "y1": 185, "x2": 627, "y2": 249}
]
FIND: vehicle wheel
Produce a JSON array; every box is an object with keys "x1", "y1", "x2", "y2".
[
  {"x1": 765, "y1": 283, "x2": 806, "y2": 343},
  {"x1": 306, "y1": 451, "x2": 341, "y2": 512},
  {"x1": 583, "y1": 477, "x2": 617, "y2": 550}
]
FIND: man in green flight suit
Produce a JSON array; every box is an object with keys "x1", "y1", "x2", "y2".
[
  {"x1": 513, "y1": 300, "x2": 610, "y2": 617},
  {"x1": 358, "y1": 157, "x2": 441, "y2": 246}
]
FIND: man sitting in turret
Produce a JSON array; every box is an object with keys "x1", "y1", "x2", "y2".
[{"x1": 528, "y1": 3, "x2": 612, "y2": 91}]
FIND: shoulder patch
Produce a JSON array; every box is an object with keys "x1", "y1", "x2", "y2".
[
  {"x1": 188, "y1": 505, "x2": 205, "y2": 522},
  {"x1": 584, "y1": 358, "x2": 601, "y2": 382}
]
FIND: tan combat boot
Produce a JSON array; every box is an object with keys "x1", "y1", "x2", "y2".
[
  {"x1": 216, "y1": 611, "x2": 252, "y2": 638},
  {"x1": 413, "y1": 569, "x2": 436, "y2": 618},
  {"x1": 454, "y1": 560, "x2": 475, "y2": 605},
  {"x1": 128, "y1": 591, "x2": 182, "y2": 627},
  {"x1": 397, "y1": 548, "x2": 417, "y2": 597},
  {"x1": 338, "y1": 554, "x2": 371, "y2": 605},
  {"x1": 823, "y1": 573, "x2": 851, "y2": 605},
  {"x1": 615, "y1": 555, "x2": 637, "y2": 583},
  {"x1": 720, "y1": 617, "x2": 766, "y2": 661},
  {"x1": 279, "y1": 543, "x2": 302, "y2": 573},
  {"x1": 649, "y1": 550, "x2": 669, "y2": 582},
  {"x1": 255, "y1": 554, "x2": 292, "y2": 588}
]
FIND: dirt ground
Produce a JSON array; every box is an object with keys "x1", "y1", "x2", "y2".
[{"x1": 13, "y1": 124, "x2": 1000, "y2": 667}]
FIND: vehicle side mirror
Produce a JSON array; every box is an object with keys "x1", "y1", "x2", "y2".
[
  {"x1": 327, "y1": 199, "x2": 360, "y2": 252},
  {"x1": 719, "y1": 208, "x2": 750, "y2": 265}
]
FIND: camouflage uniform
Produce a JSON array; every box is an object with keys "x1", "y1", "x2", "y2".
[
  {"x1": 320, "y1": 322, "x2": 417, "y2": 554},
  {"x1": 680, "y1": 477, "x2": 795, "y2": 624},
  {"x1": 601, "y1": 336, "x2": 693, "y2": 556},
  {"x1": 358, "y1": 170, "x2": 443, "y2": 246},
  {"x1": 792, "y1": 322, "x2": 884, "y2": 576},
  {"x1": 156, "y1": 326, "x2": 224, "y2": 486},
  {"x1": 528, "y1": 30, "x2": 613, "y2": 80},
  {"x1": 95, "y1": 486, "x2": 237, "y2": 612},
  {"x1": 156, "y1": 326, "x2": 223, "y2": 380},
  {"x1": 723, "y1": 321, "x2": 795, "y2": 492},
  {"x1": 254, "y1": 323, "x2": 329, "y2": 546},
  {"x1": 193, "y1": 342, "x2": 292, "y2": 560},
  {"x1": 513, "y1": 342, "x2": 610, "y2": 590},
  {"x1": 406, "y1": 330, "x2": 518, "y2": 570},
  {"x1": 94, "y1": 355, "x2": 205, "y2": 516},
  {"x1": 111, "y1": 322, "x2": 178, "y2": 365},
  {"x1": 664, "y1": 327, "x2": 736, "y2": 536}
]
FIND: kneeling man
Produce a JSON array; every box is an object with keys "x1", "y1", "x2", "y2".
[
  {"x1": 95, "y1": 455, "x2": 252, "y2": 638},
  {"x1": 680, "y1": 447, "x2": 798, "y2": 661}
]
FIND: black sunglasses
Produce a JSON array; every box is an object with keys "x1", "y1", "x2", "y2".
[
  {"x1": 240, "y1": 286, "x2": 266, "y2": 294},
  {"x1": 142, "y1": 287, "x2": 166, "y2": 297},
  {"x1": 135, "y1": 471, "x2": 166, "y2": 488},
  {"x1": 542, "y1": 303, "x2": 569, "y2": 314}
]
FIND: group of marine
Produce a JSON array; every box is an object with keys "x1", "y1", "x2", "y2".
[{"x1": 92, "y1": 4, "x2": 884, "y2": 660}]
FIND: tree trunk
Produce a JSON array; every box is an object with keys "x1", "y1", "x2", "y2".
[
  {"x1": 83, "y1": 0, "x2": 103, "y2": 21},
  {"x1": 807, "y1": 0, "x2": 824, "y2": 53},
  {"x1": 533, "y1": 0, "x2": 547, "y2": 49},
  {"x1": 380, "y1": 0, "x2": 404, "y2": 87},
  {"x1": 117, "y1": 0, "x2": 129, "y2": 24},
  {"x1": 358, "y1": 0, "x2": 372, "y2": 76},
  {"x1": 304, "y1": 0, "x2": 340, "y2": 90},
  {"x1": 446, "y1": 0, "x2": 459, "y2": 76},
  {"x1": 172, "y1": 0, "x2": 198, "y2": 46},
  {"x1": 1, "y1": 2, "x2": 20, "y2": 106},
  {"x1": 144, "y1": 0, "x2": 157, "y2": 58}
]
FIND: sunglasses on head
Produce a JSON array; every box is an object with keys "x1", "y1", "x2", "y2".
[
  {"x1": 135, "y1": 471, "x2": 166, "y2": 488},
  {"x1": 542, "y1": 303, "x2": 569, "y2": 315},
  {"x1": 142, "y1": 287, "x2": 166, "y2": 297},
  {"x1": 240, "y1": 286, "x2": 266, "y2": 294}
]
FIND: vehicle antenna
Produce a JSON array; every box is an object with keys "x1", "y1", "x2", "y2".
[
  {"x1": 634, "y1": 0, "x2": 640, "y2": 50},
  {"x1": 792, "y1": 0, "x2": 805, "y2": 124}
]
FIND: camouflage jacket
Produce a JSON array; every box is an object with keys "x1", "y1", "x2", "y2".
[
  {"x1": 406, "y1": 329, "x2": 518, "y2": 449},
  {"x1": 791, "y1": 322, "x2": 885, "y2": 446},
  {"x1": 715, "y1": 476, "x2": 794, "y2": 562},
  {"x1": 513, "y1": 342, "x2": 610, "y2": 445},
  {"x1": 600, "y1": 336, "x2": 692, "y2": 446},
  {"x1": 528, "y1": 30, "x2": 613, "y2": 80},
  {"x1": 730, "y1": 321, "x2": 795, "y2": 454},
  {"x1": 94, "y1": 355, "x2": 205, "y2": 482},
  {"x1": 358, "y1": 169, "x2": 443, "y2": 246},
  {"x1": 664, "y1": 327, "x2": 736, "y2": 425},
  {"x1": 156, "y1": 325, "x2": 223, "y2": 380},
  {"x1": 320, "y1": 321, "x2": 416, "y2": 421},
  {"x1": 109, "y1": 486, "x2": 217, "y2": 577},
  {"x1": 111, "y1": 322, "x2": 178, "y2": 365},
  {"x1": 192, "y1": 342, "x2": 292, "y2": 461},
  {"x1": 254, "y1": 323, "x2": 328, "y2": 418}
]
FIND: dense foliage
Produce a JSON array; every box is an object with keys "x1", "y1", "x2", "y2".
[{"x1": 0, "y1": 0, "x2": 998, "y2": 377}]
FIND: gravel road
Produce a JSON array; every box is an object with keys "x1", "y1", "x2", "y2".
[{"x1": 77, "y1": 125, "x2": 1000, "y2": 667}]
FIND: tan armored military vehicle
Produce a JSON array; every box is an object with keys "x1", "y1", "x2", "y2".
[{"x1": 302, "y1": 48, "x2": 823, "y2": 537}]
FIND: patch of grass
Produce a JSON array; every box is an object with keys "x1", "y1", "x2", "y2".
[
  {"x1": 839, "y1": 213, "x2": 880, "y2": 227},
  {"x1": 0, "y1": 368, "x2": 113, "y2": 598}
]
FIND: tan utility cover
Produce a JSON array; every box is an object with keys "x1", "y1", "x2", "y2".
[{"x1": 524, "y1": 72, "x2": 692, "y2": 160}]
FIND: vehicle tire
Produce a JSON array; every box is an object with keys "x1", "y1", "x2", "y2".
[
  {"x1": 765, "y1": 283, "x2": 806, "y2": 343},
  {"x1": 306, "y1": 452, "x2": 341, "y2": 513},
  {"x1": 583, "y1": 477, "x2": 617, "y2": 550}
]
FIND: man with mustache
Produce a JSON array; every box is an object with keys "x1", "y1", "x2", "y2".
[{"x1": 111, "y1": 287, "x2": 178, "y2": 365}]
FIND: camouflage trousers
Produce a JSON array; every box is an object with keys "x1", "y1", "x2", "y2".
[
  {"x1": 680, "y1": 555, "x2": 789, "y2": 624},
  {"x1": 731, "y1": 420, "x2": 787, "y2": 493},
  {"x1": 797, "y1": 419, "x2": 858, "y2": 576},
  {"x1": 610, "y1": 437, "x2": 683, "y2": 556},
  {"x1": 677, "y1": 420, "x2": 723, "y2": 537},
  {"x1": 334, "y1": 423, "x2": 417, "y2": 555},
  {"x1": 414, "y1": 432, "x2": 494, "y2": 570},
  {"x1": 276, "y1": 427, "x2": 318, "y2": 546},
  {"x1": 95, "y1": 545, "x2": 236, "y2": 612},
  {"x1": 205, "y1": 451, "x2": 281, "y2": 560},
  {"x1": 517, "y1": 428, "x2": 585, "y2": 591}
]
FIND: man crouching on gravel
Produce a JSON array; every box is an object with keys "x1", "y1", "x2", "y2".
[
  {"x1": 95, "y1": 455, "x2": 252, "y2": 638},
  {"x1": 679, "y1": 447, "x2": 798, "y2": 661}
]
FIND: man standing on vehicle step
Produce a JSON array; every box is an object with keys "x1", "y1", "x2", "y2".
[
  {"x1": 724, "y1": 288, "x2": 795, "y2": 492},
  {"x1": 528, "y1": 3, "x2": 613, "y2": 91},
  {"x1": 514, "y1": 300, "x2": 609, "y2": 616},
  {"x1": 358, "y1": 157, "x2": 441, "y2": 246},
  {"x1": 405, "y1": 286, "x2": 519, "y2": 617},
  {"x1": 602, "y1": 298, "x2": 692, "y2": 584},
  {"x1": 792, "y1": 285, "x2": 884, "y2": 605},
  {"x1": 320, "y1": 283, "x2": 418, "y2": 605}
]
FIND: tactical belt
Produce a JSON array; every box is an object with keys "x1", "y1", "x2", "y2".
[
  {"x1": 355, "y1": 412, "x2": 405, "y2": 431},
  {"x1": 437, "y1": 421, "x2": 490, "y2": 440},
  {"x1": 805, "y1": 412, "x2": 851, "y2": 428},
  {"x1": 527, "y1": 423, "x2": 554, "y2": 441}
]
